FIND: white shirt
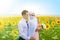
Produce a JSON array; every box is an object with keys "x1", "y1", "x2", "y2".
[{"x1": 18, "y1": 17, "x2": 38, "y2": 40}]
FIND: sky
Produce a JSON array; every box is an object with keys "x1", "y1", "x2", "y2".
[{"x1": 0, "y1": 0, "x2": 60, "y2": 16}]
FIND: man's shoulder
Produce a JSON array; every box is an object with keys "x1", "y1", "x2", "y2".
[{"x1": 18, "y1": 18, "x2": 25, "y2": 24}]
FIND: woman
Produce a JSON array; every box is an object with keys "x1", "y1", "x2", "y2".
[
  {"x1": 29, "y1": 13, "x2": 41, "y2": 40},
  {"x1": 33, "y1": 17, "x2": 41, "y2": 40}
]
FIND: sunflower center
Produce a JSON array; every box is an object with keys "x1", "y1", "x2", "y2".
[
  {"x1": 0, "y1": 22, "x2": 1, "y2": 25},
  {"x1": 46, "y1": 25, "x2": 48, "y2": 28},
  {"x1": 14, "y1": 32, "x2": 17, "y2": 34},
  {"x1": 58, "y1": 21, "x2": 60, "y2": 23},
  {"x1": 13, "y1": 22, "x2": 15, "y2": 24},
  {"x1": 46, "y1": 21, "x2": 48, "y2": 23},
  {"x1": 53, "y1": 23, "x2": 54, "y2": 25}
]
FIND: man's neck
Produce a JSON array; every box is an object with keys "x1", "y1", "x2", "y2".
[{"x1": 23, "y1": 18, "x2": 28, "y2": 22}]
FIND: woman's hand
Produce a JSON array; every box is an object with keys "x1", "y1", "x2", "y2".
[
  {"x1": 35, "y1": 24, "x2": 43, "y2": 32},
  {"x1": 35, "y1": 27, "x2": 41, "y2": 32},
  {"x1": 30, "y1": 36, "x2": 35, "y2": 40}
]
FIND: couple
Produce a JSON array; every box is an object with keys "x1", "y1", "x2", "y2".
[{"x1": 18, "y1": 10, "x2": 41, "y2": 40}]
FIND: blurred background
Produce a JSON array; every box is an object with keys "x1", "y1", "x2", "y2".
[{"x1": 0, "y1": 0, "x2": 60, "y2": 40}]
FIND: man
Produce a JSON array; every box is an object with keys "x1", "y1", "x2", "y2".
[{"x1": 18, "y1": 10, "x2": 35, "y2": 40}]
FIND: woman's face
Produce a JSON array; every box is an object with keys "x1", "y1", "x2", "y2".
[{"x1": 30, "y1": 13, "x2": 35, "y2": 19}]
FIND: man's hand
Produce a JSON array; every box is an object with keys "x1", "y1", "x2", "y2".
[{"x1": 30, "y1": 37, "x2": 35, "y2": 40}]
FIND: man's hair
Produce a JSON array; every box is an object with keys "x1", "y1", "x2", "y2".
[{"x1": 21, "y1": 10, "x2": 28, "y2": 16}]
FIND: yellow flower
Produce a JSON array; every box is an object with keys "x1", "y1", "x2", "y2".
[
  {"x1": 51, "y1": 21, "x2": 55, "y2": 28},
  {"x1": 45, "y1": 19, "x2": 49, "y2": 24},
  {"x1": 10, "y1": 16, "x2": 22, "y2": 26},
  {"x1": 40, "y1": 21, "x2": 44, "y2": 24},
  {"x1": 5, "y1": 19, "x2": 10, "y2": 26},
  {"x1": 46, "y1": 23, "x2": 50, "y2": 30},
  {"x1": 56, "y1": 19, "x2": 60, "y2": 24},
  {"x1": 51, "y1": 16, "x2": 55, "y2": 20},
  {"x1": 12, "y1": 30, "x2": 18, "y2": 36},
  {"x1": 44, "y1": 16, "x2": 50, "y2": 20},
  {"x1": 11, "y1": 21, "x2": 17, "y2": 26},
  {"x1": 0, "y1": 20, "x2": 4, "y2": 31},
  {"x1": 16, "y1": 16, "x2": 22, "y2": 21}
]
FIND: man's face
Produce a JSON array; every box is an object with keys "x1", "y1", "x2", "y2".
[{"x1": 23, "y1": 12, "x2": 29, "y2": 19}]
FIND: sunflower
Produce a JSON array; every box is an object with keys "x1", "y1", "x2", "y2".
[
  {"x1": 46, "y1": 23, "x2": 50, "y2": 30},
  {"x1": 40, "y1": 21, "x2": 44, "y2": 24},
  {"x1": 11, "y1": 21, "x2": 17, "y2": 26},
  {"x1": 0, "y1": 20, "x2": 4, "y2": 31},
  {"x1": 50, "y1": 16, "x2": 54, "y2": 20},
  {"x1": 12, "y1": 30, "x2": 18, "y2": 36},
  {"x1": 56, "y1": 19, "x2": 60, "y2": 24},
  {"x1": 4, "y1": 19, "x2": 10, "y2": 26},
  {"x1": 45, "y1": 19, "x2": 49, "y2": 24},
  {"x1": 17, "y1": 16, "x2": 22, "y2": 21},
  {"x1": 51, "y1": 21, "x2": 55, "y2": 28},
  {"x1": 45, "y1": 16, "x2": 50, "y2": 20}
]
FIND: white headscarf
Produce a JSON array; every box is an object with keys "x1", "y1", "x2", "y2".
[{"x1": 29, "y1": 12, "x2": 35, "y2": 19}]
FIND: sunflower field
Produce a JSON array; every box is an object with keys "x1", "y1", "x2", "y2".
[{"x1": 0, "y1": 16, "x2": 60, "y2": 40}]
